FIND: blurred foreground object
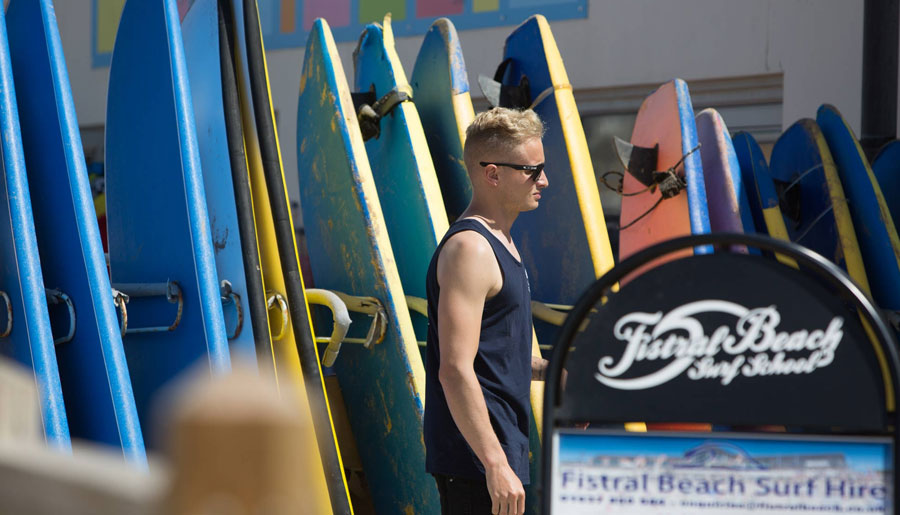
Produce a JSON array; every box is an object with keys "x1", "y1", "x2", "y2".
[
  {"x1": 0, "y1": 356, "x2": 40, "y2": 442},
  {"x1": 165, "y1": 364, "x2": 324, "y2": 514}
]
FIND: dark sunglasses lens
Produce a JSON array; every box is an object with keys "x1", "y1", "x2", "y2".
[{"x1": 530, "y1": 165, "x2": 544, "y2": 181}]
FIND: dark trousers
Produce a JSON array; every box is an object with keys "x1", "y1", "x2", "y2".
[{"x1": 434, "y1": 474, "x2": 494, "y2": 515}]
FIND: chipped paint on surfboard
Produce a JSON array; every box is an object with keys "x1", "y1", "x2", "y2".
[
  {"x1": 354, "y1": 15, "x2": 450, "y2": 360},
  {"x1": 298, "y1": 18, "x2": 438, "y2": 514}
]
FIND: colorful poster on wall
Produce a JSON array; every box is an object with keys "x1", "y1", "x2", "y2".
[
  {"x1": 552, "y1": 430, "x2": 891, "y2": 514},
  {"x1": 92, "y1": 0, "x2": 587, "y2": 67}
]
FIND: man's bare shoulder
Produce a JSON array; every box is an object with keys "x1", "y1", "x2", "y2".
[
  {"x1": 437, "y1": 230, "x2": 498, "y2": 289},
  {"x1": 441, "y1": 230, "x2": 494, "y2": 262}
]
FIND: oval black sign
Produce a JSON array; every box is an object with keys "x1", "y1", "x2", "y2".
[{"x1": 560, "y1": 252, "x2": 888, "y2": 430}]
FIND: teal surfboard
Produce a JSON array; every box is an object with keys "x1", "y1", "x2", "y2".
[
  {"x1": 411, "y1": 18, "x2": 475, "y2": 223},
  {"x1": 873, "y1": 140, "x2": 900, "y2": 233},
  {"x1": 106, "y1": 0, "x2": 231, "y2": 441},
  {"x1": 298, "y1": 18, "x2": 438, "y2": 513},
  {"x1": 769, "y1": 119, "x2": 870, "y2": 293},
  {"x1": 817, "y1": 104, "x2": 900, "y2": 311},
  {"x1": 496, "y1": 16, "x2": 615, "y2": 346},
  {"x1": 8, "y1": 0, "x2": 143, "y2": 462},
  {"x1": 0, "y1": 0, "x2": 68, "y2": 449},
  {"x1": 181, "y1": 0, "x2": 260, "y2": 363},
  {"x1": 353, "y1": 15, "x2": 449, "y2": 353}
]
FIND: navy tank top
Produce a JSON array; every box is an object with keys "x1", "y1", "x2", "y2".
[{"x1": 424, "y1": 218, "x2": 533, "y2": 483}]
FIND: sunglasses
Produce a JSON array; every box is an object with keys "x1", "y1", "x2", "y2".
[{"x1": 480, "y1": 161, "x2": 546, "y2": 182}]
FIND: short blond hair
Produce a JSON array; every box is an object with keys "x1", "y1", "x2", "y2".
[{"x1": 463, "y1": 108, "x2": 544, "y2": 169}]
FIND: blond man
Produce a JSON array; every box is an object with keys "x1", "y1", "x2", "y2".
[{"x1": 424, "y1": 108, "x2": 549, "y2": 515}]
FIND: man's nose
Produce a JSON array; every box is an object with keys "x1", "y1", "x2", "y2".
[{"x1": 536, "y1": 170, "x2": 548, "y2": 188}]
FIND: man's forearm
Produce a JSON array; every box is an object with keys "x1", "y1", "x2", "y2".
[{"x1": 439, "y1": 365, "x2": 508, "y2": 469}]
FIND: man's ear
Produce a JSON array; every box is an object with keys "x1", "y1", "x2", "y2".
[{"x1": 484, "y1": 164, "x2": 500, "y2": 186}]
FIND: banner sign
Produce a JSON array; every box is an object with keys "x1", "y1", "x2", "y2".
[
  {"x1": 552, "y1": 430, "x2": 892, "y2": 514},
  {"x1": 561, "y1": 253, "x2": 887, "y2": 429}
]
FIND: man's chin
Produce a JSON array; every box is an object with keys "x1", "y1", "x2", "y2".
[{"x1": 520, "y1": 201, "x2": 541, "y2": 212}]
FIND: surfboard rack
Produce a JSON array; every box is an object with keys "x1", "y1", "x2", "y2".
[
  {"x1": 351, "y1": 86, "x2": 412, "y2": 141},
  {"x1": 265, "y1": 292, "x2": 289, "y2": 341},
  {"x1": 111, "y1": 280, "x2": 184, "y2": 336},
  {"x1": 307, "y1": 289, "x2": 387, "y2": 366},
  {"x1": 45, "y1": 289, "x2": 75, "y2": 346},
  {"x1": 219, "y1": 280, "x2": 243, "y2": 340},
  {"x1": 531, "y1": 301, "x2": 571, "y2": 327}
]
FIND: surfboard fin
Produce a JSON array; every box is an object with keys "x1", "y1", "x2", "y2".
[
  {"x1": 352, "y1": 86, "x2": 412, "y2": 141},
  {"x1": 478, "y1": 58, "x2": 531, "y2": 109},
  {"x1": 614, "y1": 136, "x2": 659, "y2": 188}
]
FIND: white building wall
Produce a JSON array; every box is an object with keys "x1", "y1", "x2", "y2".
[{"x1": 53, "y1": 0, "x2": 865, "y2": 218}]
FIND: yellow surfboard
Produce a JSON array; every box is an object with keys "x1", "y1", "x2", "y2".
[{"x1": 229, "y1": 0, "x2": 352, "y2": 512}]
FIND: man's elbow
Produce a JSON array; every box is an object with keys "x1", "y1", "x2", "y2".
[{"x1": 438, "y1": 361, "x2": 470, "y2": 388}]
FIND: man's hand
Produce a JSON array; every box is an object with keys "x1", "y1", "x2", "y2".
[
  {"x1": 531, "y1": 355, "x2": 548, "y2": 381},
  {"x1": 486, "y1": 462, "x2": 525, "y2": 515}
]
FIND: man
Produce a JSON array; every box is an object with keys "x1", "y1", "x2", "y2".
[{"x1": 424, "y1": 107, "x2": 549, "y2": 515}]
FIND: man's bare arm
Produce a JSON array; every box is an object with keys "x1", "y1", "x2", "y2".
[{"x1": 437, "y1": 231, "x2": 525, "y2": 515}]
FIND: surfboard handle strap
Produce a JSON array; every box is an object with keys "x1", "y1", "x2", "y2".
[
  {"x1": 351, "y1": 86, "x2": 412, "y2": 141},
  {"x1": 111, "y1": 280, "x2": 184, "y2": 336},
  {"x1": 307, "y1": 289, "x2": 387, "y2": 366},
  {"x1": 266, "y1": 292, "x2": 289, "y2": 341},
  {"x1": 219, "y1": 280, "x2": 243, "y2": 340},
  {"x1": 45, "y1": 289, "x2": 75, "y2": 346},
  {"x1": 0, "y1": 291, "x2": 10, "y2": 339},
  {"x1": 606, "y1": 141, "x2": 700, "y2": 231}
]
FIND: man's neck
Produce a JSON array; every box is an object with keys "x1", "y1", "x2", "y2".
[{"x1": 461, "y1": 198, "x2": 518, "y2": 236}]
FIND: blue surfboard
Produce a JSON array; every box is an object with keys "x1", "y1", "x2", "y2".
[
  {"x1": 181, "y1": 0, "x2": 258, "y2": 363},
  {"x1": 733, "y1": 132, "x2": 771, "y2": 235},
  {"x1": 873, "y1": 140, "x2": 900, "y2": 233},
  {"x1": 7, "y1": 0, "x2": 144, "y2": 462},
  {"x1": 298, "y1": 18, "x2": 439, "y2": 513},
  {"x1": 106, "y1": 0, "x2": 231, "y2": 441},
  {"x1": 0, "y1": 1, "x2": 68, "y2": 449},
  {"x1": 817, "y1": 104, "x2": 900, "y2": 311},
  {"x1": 497, "y1": 16, "x2": 616, "y2": 343},
  {"x1": 769, "y1": 119, "x2": 870, "y2": 292}
]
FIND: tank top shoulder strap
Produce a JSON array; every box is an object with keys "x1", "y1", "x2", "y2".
[{"x1": 438, "y1": 218, "x2": 521, "y2": 269}]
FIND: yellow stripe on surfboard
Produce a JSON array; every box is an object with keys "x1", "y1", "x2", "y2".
[
  {"x1": 382, "y1": 14, "x2": 450, "y2": 244},
  {"x1": 326, "y1": 18, "x2": 427, "y2": 400},
  {"x1": 814, "y1": 130, "x2": 870, "y2": 296},
  {"x1": 534, "y1": 15, "x2": 615, "y2": 279},
  {"x1": 233, "y1": 5, "x2": 351, "y2": 511},
  {"x1": 830, "y1": 116, "x2": 898, "y2": 412},
  {"x1": 760, "y1": 206, "x2": 799, "y2": 268},
  {"x1": 811, "y1": 129, "x2": 894, "y2": 410},
  {"x1": 452, "y1": 91, "x2": 475, "y2": 154}
]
